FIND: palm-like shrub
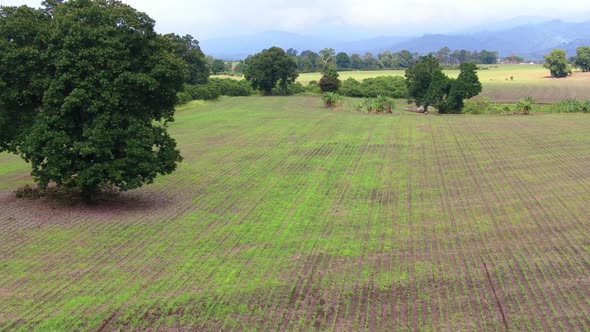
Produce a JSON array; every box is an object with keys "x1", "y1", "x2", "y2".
[{"x1": 322, "y1": 92, "x2": 343, "y2": 108}]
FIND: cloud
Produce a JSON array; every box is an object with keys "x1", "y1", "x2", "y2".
[{"x1": 3, "y1": 0, "x2": 590, "y2": 38}]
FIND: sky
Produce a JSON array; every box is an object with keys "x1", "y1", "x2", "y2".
[{"x1": 4, "y1": 0, "x2": 590, "y2": 40}]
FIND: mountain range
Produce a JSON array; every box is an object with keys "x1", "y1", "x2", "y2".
[{"x1": 200, "y1": 19, "x2": 590, "y2": 61}]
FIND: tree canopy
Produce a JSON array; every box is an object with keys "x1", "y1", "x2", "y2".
[
  {"x1": 164, "y1": 33, "x2": 209, "y2": 84},
  {"x1": 243, "y1": 47, "x2": 298, "y2": 95},
  {"x1": 574, "y1": 46, "x2": 590, "y2": 72},
  {"x1": 544, "y1": 49, "x2": 572, "y2": 78},
  {"x1": 405, "y1": 56, "x2": 482, "y2": 113},
  {"x1": 0, "y1": 0, "x2": 186, "y2": 200}
]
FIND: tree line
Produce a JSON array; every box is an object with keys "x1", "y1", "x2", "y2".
[{"x1": 243, "y1": 47, "x2": 498, "y2": 73}]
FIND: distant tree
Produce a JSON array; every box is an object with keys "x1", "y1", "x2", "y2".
[
  {"x1": 405, "y1": 56, "x2": 481, "y2": 113},
  {"x1": 319, "y1": 48, "x2": 336, "y2": 71},
  {"x1": 574, "y1": 46, "x2": 590, "y2": 72},
  {"x1": 479, "y1": 49, "x2": 498, "y2": 64},
  {"x1": 0, "y1": 1, "x2": 185, "y2": 201},
  {"x1": 243, "y1": 46, "x2": 298, "y2": 95},
  {"x1": 394, "y1": 50, "x2": 416, "y2": 68},
  {"x1": 319, "y1": 68, "x2": 341, "y2": 93},
  {"x1": 435, "y1": 47, "x2": 451, "y2": 64},
  {"x1": 378, "y1": 51, "x2": 395, "y2": 68},
  {"x1": 363, "y1": 52, "x2": 379, "y2": 69},
  {"x1": 544, "y1": 49, "x2": 572, "y2": 78},
  {"x1": 164, "y1": 33, "x2": 209, "y2": 84},
  {"x1": 300, "y1": 50, "x2": 320, "y2": 72},
  {"x1": 286, "y1": 48, "x2": 298, "y2": 56},
  {"x1": 335, "y1": 52, "x2": 351, "y2": 69},
  {"x1": 210, "y1": 59, "x2": 227, "y2": 74},
  {"x1": 350, "y1": 53, "x2": 365, "y2": 69}
]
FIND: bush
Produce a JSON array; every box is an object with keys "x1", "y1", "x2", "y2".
[
  {"x1": 271, "y1": 81, "x2": 306, "y2": 95},
  {"x1": 339, "y1": 76, "x2": 407, "y2": 98},
  {"x1": 184, "y1": 84, "x2": 220, "y2": 100},
  {"x1": 176, "y1": 91, "x2": 193, "y2": 105},
  {"x1": 463, "y1": 97, "x2": 494, "y2": 114},
  {"x1": 361, "y1": 96, "x2": 395, "y2": 113},
  {"x1": 306, "y1": 80, "x2": 321, "y2": 94},
  {"x1": 322, "y1": 92, "x2": 343, "y2": 108},
  {"x1": 339, "y1": 78, "x2": 364, "y2": 97},
  {"x1": 516, "y1": 96, "x2": 535, "y2": 115},
  {"x1": 319, "y1": 74, "x2": 341, "y2": 92},
  {"x1": 208, "y1": 78, "x2": 253, "y2": 96},
  {"x1": 551, "y1": 98, "x2": 590, "y2": 113},
  {"x1": 287, "y1": 82, "x2": 306, "y2": 95}
]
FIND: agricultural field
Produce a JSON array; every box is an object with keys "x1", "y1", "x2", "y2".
[
  {"x1": 1, "y1": 96, "x2": 590, "y2": 330},
  {"x1": 296, "y1": 64, "x2": 590, "y2": 103}
]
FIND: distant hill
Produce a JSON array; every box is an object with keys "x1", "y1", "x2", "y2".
[
  {"x1": 388, "y1": 20, "x2": 590, "y2": 60},
  {"x1": 201, "y1": 19, "x2": 590, "y2": 61}
]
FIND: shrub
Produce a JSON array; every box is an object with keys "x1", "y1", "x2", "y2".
[
  {"x1": 209, "y1": 78, "x2": 253, "y2": 96},
  {"x1": 361, "y1": 96, "x2": 395, "y2": 113},
  {"x1": 319, "y1": 73, "x2": 341, "y2": 92},
  {"x1": 339, "y1": 76, "x2": 407, "y2": 99},
  {"x1": 287, "y1": 82, "x2": 306, "y2": 95},
  {"x1": 184, "y1": 84, "x2": 220, "y2": 100},
  {"x1": 306, "y1": 80, "x2": 321, "y2": 94},
  {"x1": 551, "y1": 98, "x2": 590, "y2": 113},
  {"x1": 516, "y1": 96, "x2": 535, "y2": 115},
  {"x1": 322, "y1": 92, "x2": 343, "y2": 108},
  {"x1": 463, "y1": 97, "x2": 493, "y2": 114},
  {"x1": 339, "y1": 78, "x2": 365, "y2": 97},
  {"x1": 176, "y1": 91, "x2": 193, "y2": 105}
]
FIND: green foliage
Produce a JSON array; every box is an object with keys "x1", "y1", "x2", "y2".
[
  {"x1": 305, "y1": 80, "x2": 321, "y2": 94},
  {"x1": 574, "y1": 46, "x2": 590, "y2": 72},
  {"x1": 463, "y1": 97, "x2": 494, "y2": 114},
  {"x1": 406, "y1": 56, "x2": 482, "y2": 113},
  {"x1": 164, "y1": 33, "x2": 209, "y2": 84},
  {"x1": 319, "y1": 71, "x2": 341, "y2": 93},
  {"x1": 176, "y1": 91, "x2": 193, "y2": 105},
  {"x1": 516, "y1": 96, "x2": 535, "y2": 115},
  {"x1": 335, "y1": 52, "x2": 351, "y2": 69},
  {"x1": 184, "y1": 84, "x2": 220, "y2": 101},
  {"x1": 361, "y1": 96, "x2": 395, "y2": 113},
  {"x1": 243, "y1": 46, "x2": 299, "y2": 95},
  {"x1": 339, "y1": 76, "x2": 407, "y2": 99},
  {"x1": 0, "y1": 0, "x2": 185, "y2": 197},
  {"x1": 208, "y1": 78, "x2": 253, "y2": 96},
  {"x1": 550, "y1": 98, "x2": 590, "y2": 113},
  {"x1": 321, "y1": 92, "x2": 343, "y2": 108},
  {"x1": 543, "y1": 49, "x2": 572, "y2": 78},
  {"x1": 176, "y1": 78, "x2": 254, "y2": 105},
  {"x1": 210, "y1": 58, "x2": 228, "y2": 75}
]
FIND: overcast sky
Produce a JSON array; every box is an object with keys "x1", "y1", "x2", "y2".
[{"x1": 4, "y1": 0, "x2": 590, "y2": 40}]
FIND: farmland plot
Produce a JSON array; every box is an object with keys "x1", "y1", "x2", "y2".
[{"x1": 1, "y1": 96, "x2": 589, "y2": 330}]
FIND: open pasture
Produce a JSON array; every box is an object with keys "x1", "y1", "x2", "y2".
[
  {"x1": 295, "y1": 64, "x2": 590, "y2": 103},
  {"x1": 1, "y1": 96, "x2": 590, "y2": 330}
]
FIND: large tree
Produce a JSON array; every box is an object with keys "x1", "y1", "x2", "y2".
[
  {"x1": 164, "y1": 33, "x2": 209, "y2": 84},
  {"x1": 243, "y1": 47, "x2": 298, "y2": 95},
  {"x1": 405, "y1": 56, "x2": 481, "y2": 113},
  {"x1": 544, "y1": 49, "x2": 572, "y2": 78},
  {"x1": 0, "y1": 0, "x2": 185, "y2": 200},
  {"x1": 574, "y1": 46, "x2": 590, "y2": 72}
]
